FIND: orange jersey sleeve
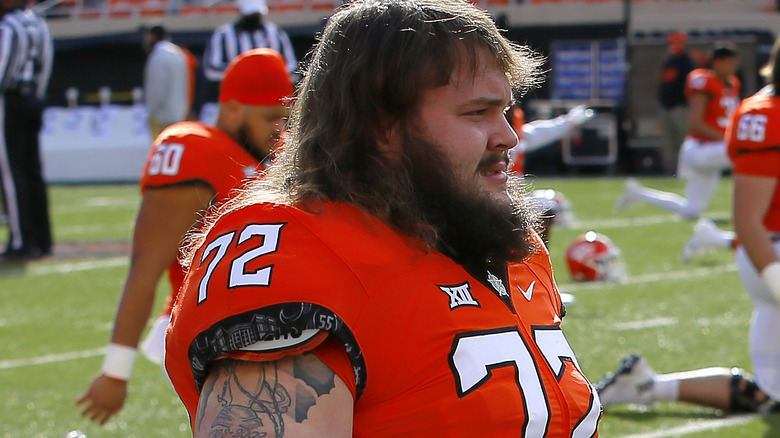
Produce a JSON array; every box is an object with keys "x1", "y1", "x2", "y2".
[
  {"x1": 686, "y1": 69, "x2": 741, "y2": 140},
  {"x1": 727, "y1": 86, "x2": 780, "y2": 231},
  {"x1": 165, "y1": 201, "x2": 600, "y2": 437}
]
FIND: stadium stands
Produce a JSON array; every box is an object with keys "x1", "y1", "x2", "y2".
[
  {"x1": 37, "y1": 0, "x2": 779, "y2": 40},
  {"x1": 35, "y1": 0, "x2": 780, "y2": 182},
  {"x1": 39, "y1": 0, "x2": 773, "y2": 23}
]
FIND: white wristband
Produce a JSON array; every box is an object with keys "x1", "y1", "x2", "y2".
[
  {"x1": 760, "y1": 261, "x2": 780, "y2": 303},
  {"x1": 101, "y1": 343, "x2": 138, "y2": 381}
]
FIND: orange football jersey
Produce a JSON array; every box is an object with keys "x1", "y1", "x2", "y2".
[
  {"x1": 685, "y1": 68, "x2": 741, "y2": 141},
  {"x1": 726, "y1": 85, "x2": 780, "y2": 232},
  {"x1": 165, "y1": 201, "x2": 601, "y2": 437},
  {"x1": 139, "y1": 121, "x2": 261, "y2": 308}
]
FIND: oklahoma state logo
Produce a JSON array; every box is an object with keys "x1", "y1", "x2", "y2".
[{"x1": 439, "y1": 282, "x2": 480, "y2": 310}]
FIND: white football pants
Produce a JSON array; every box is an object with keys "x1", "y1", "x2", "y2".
[
  {"x1": 736, "y1": 242, "x2": 780, "y2": 401},
  {"x1": 635, "y1": 137, "x2": 731, "y2": 220}
]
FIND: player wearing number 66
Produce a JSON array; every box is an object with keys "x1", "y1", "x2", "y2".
[
  {"x1": 165, "y1": 1, "x2": 601, "y2": 437},
  {"x1": 726, "y1": 35, "x2": 780, "y2": 411},
  {"x1": 76, "y1": 48, "x2": 293, "y2": 426}
]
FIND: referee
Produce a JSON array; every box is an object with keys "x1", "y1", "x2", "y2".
[
  {"x1": 0, "y1": 0, "x2": 54, "y2": 261},
  {"x1": 202, "y1": 0, "x2": 297, "y2": 81},
  {"x1": 198, "y1": 0, "x2": 297, "y2": 114}
]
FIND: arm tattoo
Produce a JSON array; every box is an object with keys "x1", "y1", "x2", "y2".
[
  {"x1": 292, "y1": 353, "x2": 336, "y2": 421},
  {"x1": 197, "y1": 370, "x2": 218, "y2": 431},
  {"x1": 204, "y1": 354, "x2": 338, "y2": 438}
]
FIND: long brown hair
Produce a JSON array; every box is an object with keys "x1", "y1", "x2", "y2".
[{"x1": 183, "y1": 0, "x2": 544, "y2": 265}]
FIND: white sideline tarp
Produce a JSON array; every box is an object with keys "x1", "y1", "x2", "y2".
[{"x1": 40, "y1": 105, "x2": 153, "y2": 183}]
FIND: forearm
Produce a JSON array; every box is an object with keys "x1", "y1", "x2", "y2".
[
  {"x1": 109, "y1": 183, "x2": 213, "y2": 349},
  {"x1": 110, "y1": 184, "x2": 212, "y2": 349},
  {"x1": 110, "y1": 267, "x2": 164, "y2": 348}
]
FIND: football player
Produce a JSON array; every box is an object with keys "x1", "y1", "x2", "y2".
[
  {"x1": 75, "y1": 49, "x2": 294, "y2": 425},
  {"x1": 165, "y1": 1, "x2": 602, "y2": 436},
  {"x1": 728, "y1": 33, "x2": 780, "y2": 412},
  {"x1": 508, "y1": 104, "x2": 595, "y2": 176},
  {"x1": 598, "y1": 38, "x2": 780, "y2": 415},
  {"x1": 616, "y1": 42, "x2": 740, "y2": 220},
  {"x1": 598, "y1": 355, "x2": 773, "y2": 413}
]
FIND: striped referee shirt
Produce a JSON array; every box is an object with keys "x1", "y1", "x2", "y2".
[
  {"x1": 203, "y1": 19, "x2": 297, "y2": 81},
  {"x1": 0, "y1": 7, "x2": 53, "y2": 100}
]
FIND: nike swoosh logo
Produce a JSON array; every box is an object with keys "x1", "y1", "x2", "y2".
[{"x1": 518, "y1": 281, "x2": 535, "y2": 301}]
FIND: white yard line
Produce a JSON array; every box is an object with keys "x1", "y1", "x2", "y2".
[
  {"x1": 0, "y1": 347, "x2": 105, "y2": 370},
  {"x1": 615, "y1": 414, "x2": 756, "y2": 438},
  {"x1": 558, "y1": 264, "x2": 737, "y2": 293},
  {"x1": 56, "y1": 223, "x2": 131, "y2": 237},
  {"x1": 22, "y1": 256, "x2": 128, "y2": 276},
  {"x1": 52, "y1": 196, "x2": 139, "y2": 214},
  {"x1": 613, "y1": 317, "x2": 678, "y2": 331},
  {"x1": 574, "y1": 214, "x2": 683, "y2": 229},
  {"x1": 573, "y1": 211, "x2": 730, "y2": 230}
]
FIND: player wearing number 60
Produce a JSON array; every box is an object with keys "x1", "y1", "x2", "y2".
[
  {"x1": 76, "y1": 48, "x2": 293, "y2": 426},
  {"x1": 165, "y1": 1, "x2": 601, "y2": 436}
]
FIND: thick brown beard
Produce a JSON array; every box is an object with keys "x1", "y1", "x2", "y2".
[{"x1": 400, "y1": 126, "x2": 540, "y2": 265}]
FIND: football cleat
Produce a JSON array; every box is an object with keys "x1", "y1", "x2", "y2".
[
  {"x1": 680, "y1": 218, "x2": 720, "y2": 263},
  {"x1": 596, "y1": 354, "x2": 657, "y2": 408},
  {"x1": 615, "y1": 178, "x2": 641, "y2": 212}
]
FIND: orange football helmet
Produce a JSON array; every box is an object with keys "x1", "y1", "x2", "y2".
[{"x1": 566, "y1": 231, "x2": 626, "y2": 282}]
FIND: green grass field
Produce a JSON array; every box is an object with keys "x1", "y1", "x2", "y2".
[{"x1": 2, "y1": 177, "x2": 780, "y2": 437}]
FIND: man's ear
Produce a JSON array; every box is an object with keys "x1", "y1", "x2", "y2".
[
  {"x1": 221, "y1": 99, "x2": 245, "y2": 126},
  {"x1": 376, "y1": 119, "x2": 402, "y2": 155},
  {"x1": 216, "y1": 99, "x2": 244, "y2": 135},
  {"x1": 222, "y1": 99, "x2": 243, "y2": 119}
]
